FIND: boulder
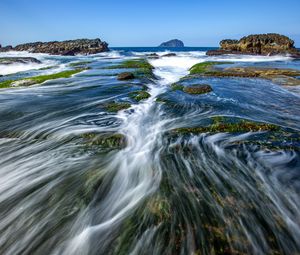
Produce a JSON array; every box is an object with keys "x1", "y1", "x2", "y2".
[
  {"x1": 183, "y1": 84, "x2": 213, "y2": 94},
  {"x1": 159, "y1": 39, "x2": 184, "y2": 47},
  {"x1": 0, "y1": 57, "x2": 41, "y2": 65},
  {"x1": 1, "y1": 38, "x2": 109, "y2": 56},
  {"x1": 207, "y1": 34, "x2": 300, "y2": 57},
  {"x1": 117, "y1": 72, "x2": 135, "y2": 80},
  {"x1": 0, "y1": 45, "x2": 13, "y2": 52},
  {"x1": 162, "y1": 53, "x2": 177, "y2": 57}
]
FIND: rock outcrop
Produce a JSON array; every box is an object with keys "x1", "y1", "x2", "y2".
[
  {"x1": 207, "y1": 34, "x2": 300, "y2": 57},
  {"x1": 159, "y1": 39, "x2": 184, "y2": 47},
  {"x1": 0, "y1": 57, "x2": 41, "y2": 65},
  {"x1": 0, "y1": 38, "x2": 109, "y2": 56}
]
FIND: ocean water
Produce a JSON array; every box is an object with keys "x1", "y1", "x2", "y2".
[{"x1": 0, "y1": 47, "x2": 300, "y2": 255}]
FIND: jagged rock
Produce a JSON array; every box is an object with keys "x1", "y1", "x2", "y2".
[
  {"x1": 117, "y1": 72, "x2": 135, "y2": 80},
  {"x1": 1, "y1": 38, "x2": 109, "y2": 56},
  {"x1": 162, "y1": 53, "x2": 177, "y2": 57},
  {"x1": 159, "y1": 39, "x2": 184, "y2": 47},
  {"x1": 207, "y1": 34, "x2": 300, "y2": 57},
  {"x1": 0, "y1": 57, "x2": 41, "y2": 65},
  {"x1": 0, "y1": 45, "x2": 13, "y2": 52}
]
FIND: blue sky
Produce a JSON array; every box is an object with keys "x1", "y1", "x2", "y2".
[{"x1": 1, "y1": 0, "x2": 300, "y2": 47}]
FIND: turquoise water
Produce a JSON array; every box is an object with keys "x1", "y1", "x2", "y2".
[{"x1": 0, "y1": 48, "x2": 300, "y2": 255}]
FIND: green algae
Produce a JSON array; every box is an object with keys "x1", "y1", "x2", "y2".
[
  {"x1": 173, "y1": 118, "x2": 279, "y2": 134},
  {"x1": 106, "y1": 59, "x2": 154, "y2": 70},
  {"x1": 171, "y1": 83, "x2": 184, "y2": 91},
  {"x1": 0, "y1": 69, "x2": 86, "y2": 88},
  {"x1": 105, "y1": 102, "x2": 131, "y2": 112},
  {"x1": 189, "y1": 62, "x2": 232, "y2": 75},
  {"x1": 81, "y1": 132, "x2": 127, "y2": 148},
  {"x1": 130, "y1": 91, "x2": 151, "y2": 101},
  {"x1": 69, "y1": 61, "x2": 92, "y2": 67}
]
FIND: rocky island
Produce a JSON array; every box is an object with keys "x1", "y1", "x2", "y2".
[
  {"x1": 207, "y1": 33, "x2": 300, "y2": 57},
  {"x1": 159, "y1": 39, "x2": 184, "y2": 47},
  {"x1": 0, "y1": 38, "x2": 109, "y2": 56}
]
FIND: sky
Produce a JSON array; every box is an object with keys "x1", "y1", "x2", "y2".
[{"x1": 1, "y1": 0, "x2": 300, "y2": 47}]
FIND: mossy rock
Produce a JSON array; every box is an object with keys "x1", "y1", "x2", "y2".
[
  {"x1": 69, "y1": 61, "x2": 92, "y2": 67},
  {"x1": 117, "y1": 72, "x2": 135, "y2": 80},
  {"x1": 172, "y1": 117, "x2": 279, "y2": 134},
  {"x1": 183, "y1": 84, "x2": 213, "y2": 94},
  {"x1": 81, "y1": 132, "x2": 127, "y2": 149},
  {"x1": 130, "y1": 91, "x2": 151, "y2": 101},
  {"x1": 189, "y1": 62, "x2": 232, "y2": 75},
  {"x1": 171, "y1": 83, "x2": 184, "y2": 91},
  {"x1": 105, "y1": 59, "x2": 154, "y2": 70},
  {"x1": 0, "y1": 69, "x2": 86, "y2": 89},
  {"x1": 105, "y1": 102, "x2": 131, "y2": 112}
]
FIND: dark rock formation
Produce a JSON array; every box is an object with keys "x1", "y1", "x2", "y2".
[
  {"x1": 183, "y1": 84, "x2": 213, "y2": 94},
  {"x1": 0, "y1": 57, "x2": 41, "y2": 65},
  {"x1": 0, "y1": 45, "x2": 13, "y2": 52},
  {"x1": 162, "y1": 53, "x2": 177, "y2": 57},
  {"x1": 0, "y1": 38, "x2": 109, "y2": 56},
  {"x1": 159, "y1": 39, "x2": 184, "y2": 47},
  {"x1": 207, "y1": 34, "x2": 300, "y2": 57},
  {"x1": 117, "y1": 72, "x2": 135, "y2": 80}
]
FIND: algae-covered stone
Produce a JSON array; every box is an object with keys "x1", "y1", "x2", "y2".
[
  {"x1": 189, "y1": 62, "x2": 231, "y2": 75},
  {"x1": 183, "y1": 84, "x2": 213, "y2": 94},
  {"x1": 130, "y1": 91, "x2": 151, "y2": 101},
  {"x1": 172, "y1": 117, "x2": 279, "y2": 134},
  {"x1": 81, "y1": 132, "x2": 127, "y2": 149},
  {"x1": 0, "y1": 69, "x2": 86, "y2": 89},
  {"x1": 171, "y1": 83, "x2": 184, "y2": 91},
  {"x1": 105, "y1": 102, "x2": 131, "y2": 112}
]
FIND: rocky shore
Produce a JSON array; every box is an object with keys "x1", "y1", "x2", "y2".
[
  {"x1": 0, "y1": 38, "x2": 109, "y2": 56},
  {"x1": 207, "y1": 33, "x2": 300, "y2": 57}
]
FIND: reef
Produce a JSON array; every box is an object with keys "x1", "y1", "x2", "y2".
[
  {"x1": 0, "y1": 38, "x2": 109, "y2": 56},
  {"x1": 206, "y1": 33, "x2": 300, "y2": 57},
  {"x1": 0, "y1": 69, "x2": 86, "y2": 88}
]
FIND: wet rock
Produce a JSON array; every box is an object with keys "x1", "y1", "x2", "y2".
[
  {"x1": 0, "y1": 57, "x2": 41, "y2": 65},
  {"x1": 117, "y1": 72, "x2": 135, "y2": 80},
  {"x1": 3, "y1": 38, "x2": 109, "y2": 56},
  {"x1": 183, "y1": 84, "x2": 213, "y2": 94},
  {"x1": 11, "y1": 79, "x2": 37, "y2": 87},
  {"x1": 81, "y1": 132, "x2": 127, "y2": 149},
  {"x1": 207, "y1": 33, "x2": 300, "y2": 57},
  {"x1": 146, "y1": 53, "x2": 159, "y2": 59},
  {"x1": 0, "y1": 45, "x2": 13, "y2": 52},
  {"x1": 130, "y1": 91, "x2": 151, "y2": 101},
  {"x1": 162, "y1": 53, "x2": 177, "y2": 57},
  {"x1": 105, "y1": 102, "x2": 131, "y2": 112},
  {"x1": 159, "y1": 39, "x2": 184, "y2": 47}
]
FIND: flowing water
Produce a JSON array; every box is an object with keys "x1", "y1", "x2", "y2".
[{"x1": 0, "y1": 48, "x2": 300, "y2": 255}]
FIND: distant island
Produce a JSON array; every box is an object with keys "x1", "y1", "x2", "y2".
[{"x1": 159, "y1": 39, "x2": 184, "y2": 47}]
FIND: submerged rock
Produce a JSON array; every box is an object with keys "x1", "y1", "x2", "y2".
[
  {"x1": 183, "y1": 84, "x2": 213, "y2": 94},
  {"x1": 0, "y1": 38, "x2": 109, "y2": 56},
  {"x1": 0, "y1": 57, "x2": 41, "y2": 65},
  {"x1": 81, "y1": 132, "x2": 127, "y2": 149},
  {"x1": 207, "y1": 33, "x2": 300, "y2": 57},
  {"x1": 162, "y1": 53, "x2": 177, "y2": 57},
  {"x1": 159, "y1": 39, "x2": 184, "y2": 47},
  {"x1": 117, "y1": 72, "x2": 135, "y2": 80}
]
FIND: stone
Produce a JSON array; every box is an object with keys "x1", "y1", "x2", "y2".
[
  {"x1": 1, "y1": 38, "x2": 109, "y2": 56},
  {"x1": 0, "y1": 57, "x2": 41, "y2": 65},
  {"x1": 162, "y1": 53, "x2": 177, "y2": 57},
  {"x1": 207, "y1": 34, "x2": 300, "y2": 57},
  {"x1": 117, "y1": 72, "x2": 135, "y2": 80},
  {"x1": 183, "y1": 84, "x2": 213, "y2": 94}
]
